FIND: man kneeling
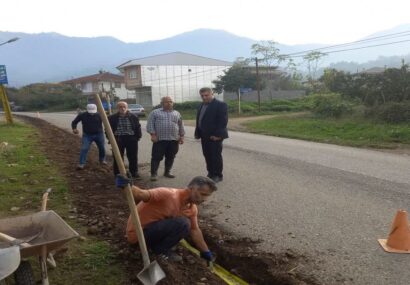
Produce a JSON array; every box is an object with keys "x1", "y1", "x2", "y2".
[{"x1": 116, "y1": 175, "x2": 216, "y2": 263}]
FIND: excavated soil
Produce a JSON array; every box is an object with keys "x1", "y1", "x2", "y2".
[{"x1": 21, "y1": 116, "x2": 319, "y2": 285}]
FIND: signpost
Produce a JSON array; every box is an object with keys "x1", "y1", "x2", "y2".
[
  {"x1": 0, "y1": 65, "x2": 8, "y2": 84},
  {"x1": 0, "y1": 65, "x2": 13, "y2": 124},
  {"x1": 237, "y1": 87, "x2": 253, "y2": 114}
]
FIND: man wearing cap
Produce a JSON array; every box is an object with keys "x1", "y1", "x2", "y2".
[{"x1": 71, "y1": 104, "x2": 106, "y2": 170}]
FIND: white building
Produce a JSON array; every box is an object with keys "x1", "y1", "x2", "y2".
[
  {"x1": 117, "y1": 52, "x2": 232, "y2": 106},
  {"x1": 61, "y1": 72, "x2": 133, "y2": 99}
]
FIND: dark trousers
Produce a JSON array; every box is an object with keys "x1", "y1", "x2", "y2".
[
  {"x1": 201, "y1": 138, "x2": 223, "y2": 178},
  {"x1": 143, "y1": 217, "x2": 190, "y2": 254},
  {"x1": 113, "y1": 135, "x2": 138, "y2": 177},
  {"x1": 151, "y1": 140, "x2": 179, "y2": 175}
]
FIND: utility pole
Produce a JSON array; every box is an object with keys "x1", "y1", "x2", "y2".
[
  {"x1": 255, "y1": 57, "x2": 261, "y2": 112},
  {"x1": 0, "y1": 39, "x2": 20, "y2": 124},
  {"x1": 0, "y1": 85, "x2": 13, "y2": 124},
  {"x1": 237, "y1": 88, "x2": 241, "y2": 114}
]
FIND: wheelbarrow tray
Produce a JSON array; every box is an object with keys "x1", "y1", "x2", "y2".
[
  {"x1": 0, "y1": 210, "x2": 79, "y2": 258},
  {"x1": 0, "y1": 246, "x2": 20, "y2": 280}
]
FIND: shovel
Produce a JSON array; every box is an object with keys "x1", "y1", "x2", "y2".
[{"x1": 94, "y1": 94, "x2": 165, "y2": 285}]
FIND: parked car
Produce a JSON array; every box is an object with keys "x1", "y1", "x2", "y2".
[{"x1": 128, "y1": 104, "x2": 145, "y2": 117}]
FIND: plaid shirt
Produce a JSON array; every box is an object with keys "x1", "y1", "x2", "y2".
[
  {"x1": 115, "y1": 116, "x2": 134, "y2": 136},
  {"x1": 146, "y1": 108, "x2": 185, "y2": 141}
]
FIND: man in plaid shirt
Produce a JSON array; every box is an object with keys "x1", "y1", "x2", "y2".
[{"x1": 147, "y1": 96, "x2": 185, "y2": 181}]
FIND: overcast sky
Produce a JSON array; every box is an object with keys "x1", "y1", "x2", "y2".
[{"x1": 2, "y1": 0, "x2": 409, "y2": 45}]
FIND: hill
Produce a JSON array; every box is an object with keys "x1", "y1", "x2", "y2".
[{"x1": 1, "y1": 25, "x2": 410, "y2": 86}]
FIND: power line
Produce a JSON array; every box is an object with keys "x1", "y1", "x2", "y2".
[
  {"x1": 284, "y1": 29, "x2": 410, "y2": 57},
  {"x1": 287, "y1": 38, "x2": 410, "y2": 58},
  {"x1": 141, "y1": 66, "x2": 228, "y2": 85}
]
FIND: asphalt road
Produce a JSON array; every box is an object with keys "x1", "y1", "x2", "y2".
[{"x1": 12, "y1": 112, "x2": 410, "y2": 285}]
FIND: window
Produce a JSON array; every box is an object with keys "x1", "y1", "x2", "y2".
[{"x1": 128, "y1": 69, "x2": 137, "y2": 79}]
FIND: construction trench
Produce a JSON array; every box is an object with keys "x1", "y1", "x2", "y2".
[{"x1": 21, "y1": 116, "x2": 320, "y2": 285}]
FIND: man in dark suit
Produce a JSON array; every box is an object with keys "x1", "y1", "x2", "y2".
[{"x1": 194, "y1": 87, "x2": 228, "y2": 183}]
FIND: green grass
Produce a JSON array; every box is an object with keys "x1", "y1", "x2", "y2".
[
  {"x1": 245, "y1": 114, "x2": 410, "y2": 148},
  {"x1": 0, "y1": 121, "x2": 126, "y2": 284},
  {"x1": 174, "y1": 99, "x2": 307, "y2": 120}
]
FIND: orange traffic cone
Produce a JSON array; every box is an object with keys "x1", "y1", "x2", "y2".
[{"x1": 378, "y1": 209, "x2": 410, "y2": 253}]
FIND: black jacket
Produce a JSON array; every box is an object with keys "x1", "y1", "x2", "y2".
[
  {"x1": 108, "y1": 112, "x2": 142, "y2": 140},
  {"x1": 195, "y1": 98, "x2": 228, "y2": 140},
  {"x1": 71, "y1": 112, "x2": 103, "y2": 134}
]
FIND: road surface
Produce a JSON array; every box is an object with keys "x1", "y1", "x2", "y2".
[{"x1": 12, "y1": 112, "x2": 410, "y2": 285}]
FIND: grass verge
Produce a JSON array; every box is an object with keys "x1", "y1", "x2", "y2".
[
  {"x1": 0, "y1": 121, "x2": 125, "y2": 284},
  {"x1": 245, "y1": 113, "x2": 410, "y2": 148}
]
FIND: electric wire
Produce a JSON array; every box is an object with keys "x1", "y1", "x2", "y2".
[
  {"x1": 284, "y1": 29, "x2": 410, "y2": 56},
  {"x1": 286, "y1": 38, "x2": 410, "y2": 58}
]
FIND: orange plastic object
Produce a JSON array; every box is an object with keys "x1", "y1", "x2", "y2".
[{"x1": 378, "y1": 209, "x2": 410, "y2": 253}]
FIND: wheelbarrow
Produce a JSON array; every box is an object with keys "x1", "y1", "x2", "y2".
[
  {"x1": 0, "y1": 246, "x2": 20, "y2": 281},
  {"x1": 0, "y1": 190, "x2": 79, "y2": 285}
]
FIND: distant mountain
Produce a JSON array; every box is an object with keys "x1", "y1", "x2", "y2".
[
  {"x1": 1, "y1": 26, "x2": 410, "y2": 86},
  {"x1": 321, "y1": 24, "x2": 410, "y2": 66}
]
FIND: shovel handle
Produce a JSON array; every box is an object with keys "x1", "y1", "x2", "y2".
[
  {"x1": 0, "y1": 232, "x2": 30, "y2": 248},
  {"x1": 94, "y1": 94, "x2": 151, "y2": 268}
]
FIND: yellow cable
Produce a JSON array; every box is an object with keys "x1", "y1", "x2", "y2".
[{"x1": 180, "y1": 239, "x2": 249, "y2": 285}]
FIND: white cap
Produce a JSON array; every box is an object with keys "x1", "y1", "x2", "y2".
[{"x1": 87, "y1": 104, "x2": 97, "y2": 114}]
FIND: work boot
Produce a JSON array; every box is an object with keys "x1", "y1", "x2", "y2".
[
  {"x1": 150, "y1": 174, "x2": 158, "y2": 181},
  {"x1": 164, "y1": 172, "x2": 175, "y2": 178},
  {"x1": 158, "y1": 251, "x2": 182, "y2": 262},
  {"x1": 133, "y1": 173, "x2": 142, "y2": 181},
  {"x1": 210, "y1": 176, "x2": 223, "y2": 183}
]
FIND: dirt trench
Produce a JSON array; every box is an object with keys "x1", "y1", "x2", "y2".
[{"x1": 21, "y1": 116, "x2": 319, "y2": 285}]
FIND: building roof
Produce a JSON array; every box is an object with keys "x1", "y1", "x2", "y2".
[
  {"x1": 360, "y1": 67, "x2": 385, "y2": 74},
  {"x1": 117, "y1": 52, "x2": 232, "y2": 71},
  {"x1": 61, "y1": 72, "x2": 124, "y2": 84}
]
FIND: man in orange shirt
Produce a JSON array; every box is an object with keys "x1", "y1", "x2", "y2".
[{"x1": 116, "y1": 175, "x2": 217, "y2": 262}]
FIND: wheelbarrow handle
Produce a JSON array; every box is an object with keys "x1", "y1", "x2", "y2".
[
  {"x1": 41, "y1": 188, "x2": 52, "y2": 211},
  {"x1": 0, "y1": 232, "x2": 30, "y2": 248}
]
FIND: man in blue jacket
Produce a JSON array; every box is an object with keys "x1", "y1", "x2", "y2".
[
  {"x1": 194, "y1": 87, "x2": 228, "y2": 183},
  {"x1": 71, "y1": 104, "x2": 106, "y2": 170}
]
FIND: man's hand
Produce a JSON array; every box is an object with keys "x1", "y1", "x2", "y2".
[
  {"x1": 210, "y1": 136, "x2": 221, "y2": 141},
  {"x1": 150, "y1": 134, "x2": 158, "y2": 143},
  {"x1": 115, "y1": 174, "x2": 130, "y2": 189},
  {"x1": 179, "y1": 137, "x2": 184, "y2": 144},
  {"x1": 200, "y1": 250, "x2": 215, "y2": 265},
  {"x1": 72, "y1": 129, "x2": 79, "y2": 135}
]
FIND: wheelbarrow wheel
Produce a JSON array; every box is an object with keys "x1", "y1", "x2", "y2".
[{"x1": 14, "y1": 261, "x2": 35, "y2": 285}]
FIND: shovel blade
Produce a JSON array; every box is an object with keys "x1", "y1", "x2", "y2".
[{"x1": 137, "y1": 261, "x2": 165, "y2": 285}]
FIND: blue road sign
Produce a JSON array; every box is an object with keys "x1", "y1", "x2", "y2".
[
  {"x1": 240, "y1": 87, "x2": 253, "y2": 93},
  {"x1": 0, "y1": 65, "x2": 8, "y2": 84}
]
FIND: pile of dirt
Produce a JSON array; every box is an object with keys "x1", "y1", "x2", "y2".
[{"x1": 21, "y1": 115, "x2": 319, "y2": 285}]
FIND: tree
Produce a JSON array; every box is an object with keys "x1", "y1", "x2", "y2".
[
  {"x1": 213, "y1": 60, "x2": 258, "y2": 94},
  {"x1": 303, "y1": 51, "x2": 328, "y2": 91},
  {"x1": 251, "y1": 40, "x2": 286, "y2": 79},
  {"x1": 213, "y1": 59, "x2": 264, "y2": 113}
]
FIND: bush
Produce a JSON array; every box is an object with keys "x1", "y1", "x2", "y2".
[
  {"x1": 365, "y1": 101, "x2": 410, "y2": 123},
  {"x1": 309, "y1": 93, "x2": 353, "y2": 118},
  {"x1": 173, "y1": 101, "x2": 201, "y2": 111}
]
